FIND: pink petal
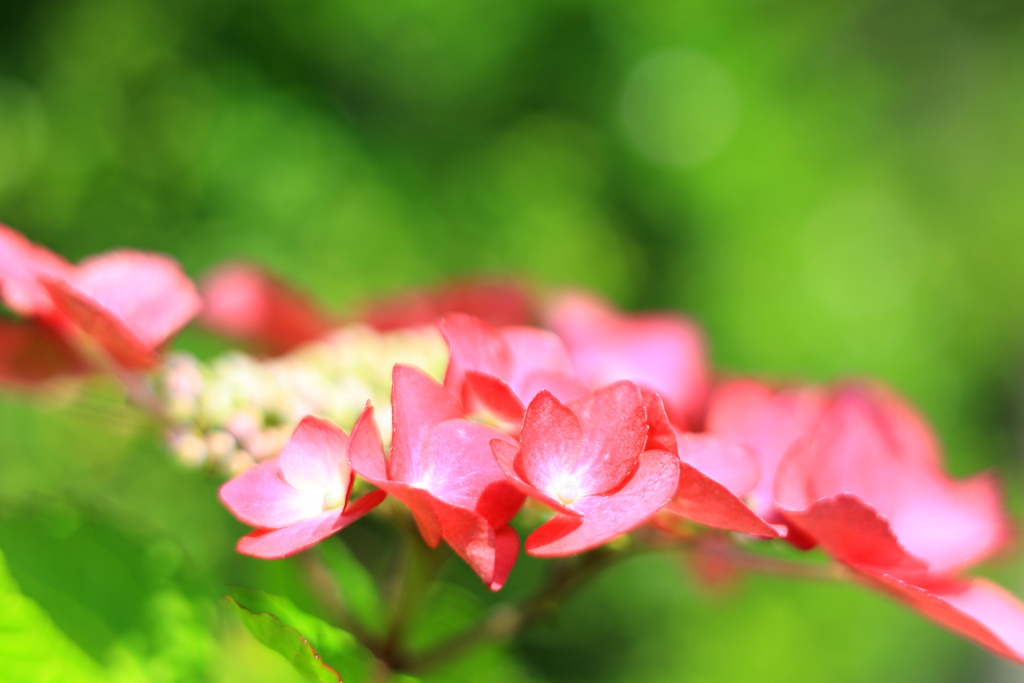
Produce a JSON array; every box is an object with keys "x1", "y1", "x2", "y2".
[
  {"x1": 279, "y1": 416, "x2": 352, "y2": 500},
  {"x1": 780, "y1": 494, "x2": 927, "y2": 574},
  {"x1": 0, "y1": 321, "x2": 88, "y2": 385},
  {"x1": 389, "y1": 364, "x2": 463, "y2": 483},
  {"x1": 348, "y1": 403, "x2": 388, "y2": 481},
  {"x1": 500, "y1": 326, "x2": 584, "y2": 402},
  {"x1": 361, "y1": 280, "x2": 533, "y2": 331},
  {"x1": 708, "y1": 380, "x2": 828, "y2": 515},
  {"x1": 236, "y1": 490, "x2": 386, "y2": 559},
  {"x1": 0, "y1": 224, "x2": 73, "y2": 319},
  {"x1": 676, "y1": 434, "x2": 759, "y2": 497},
  {"x1": 198, "y1": 262, "x2": 334, "y2": 355},
  {"x1": 567, "y1": 381, "x2": 648, "y2": 496},
  {"x1": 67, "y1": 250, "x2": 202, "y2": 349},
  {"x1": 438, "y1": 313, "x2": 512, "y2": 399},
  {"x1": 547, "y1": 291, "x2": 709, "y2": 428},
  {"x1": 219, "y1": 459, "x2": 324, "y2": 528},
  {"x1": 515, "y1": 391, "x2": 583, "y2": 492},
  {"x1": 526, "y1": 448, "x2": 680, "y2": 557},
  {"x1": 491, "y1": 438, "x2": 581, "y2": 517},
  {"x1": 776, "y1": 387, "x2": 1010, "y2": 571},
  {"x1": 853, "y1": 567, "x2": 1024, "y2": 663},
  {"x1": 417, "y1": 419, "x2": 525, "y2": 527}
]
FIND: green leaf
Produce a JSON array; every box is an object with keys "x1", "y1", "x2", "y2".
[
  {"x1": 227, "y1": 596, "x2": 341, "y2": 683},
  {"x1": 0, "y1": 546, "x2": 107, "y2": 683},
  {"x1": 229, "y1": 586, "x2": 377, "y2": 683},
  {"x1": 317, "y1": 540, "x2": 387, "y2": 633}
]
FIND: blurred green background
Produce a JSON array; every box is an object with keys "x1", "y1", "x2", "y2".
[{"x1": 3, "y1": 0, "x2": 1024, "y2": 681}]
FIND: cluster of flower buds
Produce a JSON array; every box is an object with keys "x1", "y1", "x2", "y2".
[
  {"x1": 1, "y1": 222, "x2": 1023, "y2": 663},
  {"x1": 159, "y1": 324, "x2": 448, "y2": 473}
]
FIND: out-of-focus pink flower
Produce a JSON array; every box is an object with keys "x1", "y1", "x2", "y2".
[
  {"x1": 348, "y1": 364, "x2": 525, "y2": 590},
  {"x1": 0, "y1": 321, "x2": 89, "y2": 386},
  {"x1": 198, "y1": 262, "x2": 336, "y2": 355},
  {"x1": 438, "y1": 313, "x2": 587, "y2": 433},
  {"x1": 705, "y1": 379, "x2": 829, "y2": 521},
  {"x1": 490, "y1": 382, "x2": 680, "y2": 556},
  {"x1": 219, "y1": 412, "x2": 386, "y2": 558},
  {"x1": 545, "y1": 291, "x2": 709, "y2": 429},
  {"x1": 775, "y1": 384, "x2": 1024, "y2": 662},
  {"x1": 361, "y1": 280, "x2": 534, "y2": 331},
  {"x1": 0, "y1": 225, "x2": 202, "y2": 372},
  {"x1": 648, "y1": 392, "x2": 780, "y2": 538}
]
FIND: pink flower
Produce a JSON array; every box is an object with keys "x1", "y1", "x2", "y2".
[
  {"x1": 774, "y1": 384, "x2": 1024, "y2": 662},
  {"x1": 348, "y1": 364, "x2": 526, "y2": 590},
  {"x1": 704, "y1": 379, "x2": 829, "y2": 522},
  {"x1": 438, "y1": 313, "x2": 588, "y2": 433},
  {"x1": 545, "y1": 291, "x2": 709, "y2": 429},
  {"x1": 199, "y1": 262, "x2": 336, "y2": 355},
  {"x1": 0, "y1": 225, "x2": 202, "y2": 371},
  {"x1": 0, "y1": 321, "x2": 88, "y2": 386},
  {"x1": 219, "y1": 412, "x2": 386, "y2": 559},
  {"x1": 490, "y1": 381, "x2": 680, "y2": 556}
]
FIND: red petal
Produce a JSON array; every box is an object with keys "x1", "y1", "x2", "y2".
[
  {"x1": 428, "y1": 500, "x2": 521, "y2": 590},
  {"x1": 776, "y1": 387, "x2": 1010, "y2": 572},
  {"x1": 664, "y1": 461, "x2": 779, "y2": 537},
  {"x1": 547, "y1": 291, "x2": 709, "y2": 428},
  {"x1": 417, "y1": 419, "x2": 525, "y2": 528},
  {"x1": 515, "y1": 391, "x2": 583, "y2": 492},
  {"x1": 663, "y1": 434, "x2": 778, "y2": 537},
  {"x1": 279, "y1": 416, "x2": 352, "y2": 499},
  {"x1": 219, "y1": 459, "x2": 324, "y2": 529},
  {"x1": 0, "y1": 224, "x2": 73, "y2": 319},
  {"x1": 853, "y1": 567, "x2": 1024, "y2": 663},
  {"x1": 463, "y1": 372, "x2": 526, "y2": 428},
  {"x1": 780, "y1": 494, "x2": 927, "y2": 573},
  {"x1": 567, "y1": 381, "x2": 648, "y2": 496},
  {"x1": 526, "y1": 448, "x2": 680, "y2": 557},
  {"x1": 361, "y1": 280, "x2": 532, "y2": 331},
  {"x1": 236, "y1": 490, "x2": 386, "y2": 559},
  {"x1": 500, "y1": 326, "x2": 585, "y2": 402},
  {"x1": 642, "y1": 393, "x2": 678, "y2": 455},
  {"x1": 199, "y1": 262, "x2": 334, "y2": 355},
  {"x1": 0, "y1": 321, "x2": 88, "y2": 385},
  {"x1": 389, "y1": 364, "x2": 463, "y2": 483}
]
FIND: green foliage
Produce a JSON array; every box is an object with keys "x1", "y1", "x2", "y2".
[
  {"x1": 0, "y1": 546, "x2": 106, "y2": 683},
  {"x1": 316, "y1": 541, "x2": 387, "y2": 635},
  {"x1": 229, "y1": 587, "x2": 376, "y2": 683}
]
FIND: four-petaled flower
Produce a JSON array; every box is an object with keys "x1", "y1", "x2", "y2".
[
  {"x1": 490, "y1": 381, "x2": 680, "y2": 556},
  {"x1": 219, "y1": 412, "x2": 387, "y2": 558}
]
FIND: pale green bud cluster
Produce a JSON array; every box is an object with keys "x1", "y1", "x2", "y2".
[{"x1": 159, "y1": 324, "x2": 449, "y2": 474}]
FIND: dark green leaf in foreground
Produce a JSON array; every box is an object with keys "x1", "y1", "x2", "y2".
[{"x1": 229, "y1": 586, "x2": 376, "y2": 683}]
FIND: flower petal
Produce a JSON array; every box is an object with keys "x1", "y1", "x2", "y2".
[
  {"x1": 515, "y1": 391, "x2": 583, "y2": 492},
  {"x1": 547, "y1": 291, "x2": 709, "y2": 428},
  {"x1": 439, "y1": 313, "x2": 512, "y2": 399},
  {"x1": 236, "y1": 490, "x2": 386, "y2": 559},
  {"x1": 198, "y1": 262, "x2": 334, "y2": 355},
  {"x1": 0, "y1": 321, "x2": 88, "y2": 385},
  {"x1": 389, "y1": 364, "x2": 463, "y2": 483},
  {"x1": 526, "y1": 448, "x2": 680, "y2": 557},
  {"x1": 853, "y1": 567, "x2": 1024, "y2": 664},
  {"x1": 219, "y1": 459, "x2": 324, "y2": 529},
  {"x1": 568, "y1": 381, "x2": 648, "y2": 497},
  {"x1": 418, "y1": 419, "x2": 525, "y2": 527},
  {"x1": 780, "y1": 494, "x2": 927, "y2": 574},
  {"x1": 0, "y1": 224, "x2": 72, "y2": 319},
  {"x1": 279, "y1": 416, "x2": 352, "y2": 501}
]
